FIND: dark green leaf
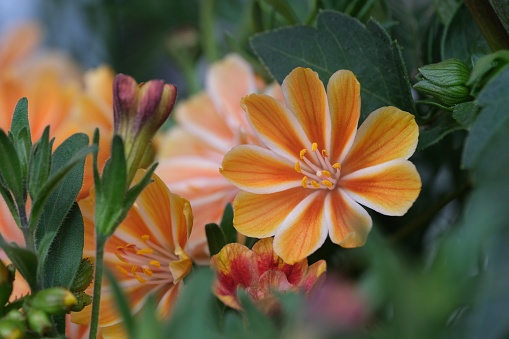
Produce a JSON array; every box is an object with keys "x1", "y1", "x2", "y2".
[
  {"x1": 238, "y1": 291, "x2": 278, "y2": 338},
  {"x1": 10, "y1": 98, "x2": 32, "y2": 185},
  {"x1": 205, "y1": 223, "x2": 227, "y2": 256},
  {"x1": 220, "y1": 203, "x2": 236, "y2": 244},
  {"x1": 102, "y1": 136, "x2": 127, "y2": 206},
  {"x1": 10, "y1": 98, "x2": 30, "y2": 140},
  {"x1": 28, "y1": 127, "x2": 52, "y2": 201},
  {"x1": 259, "y1": 0, "x2": 299, "y2": 24},
  {"x1": 418, "y1": 112, "x2": 464, "y2": 150},
  {"x1": 250, "y1": 10, "x2": 415, "y2": 121},
  {"x1": 0, "y1": 130, "x2": 23, "y2": 202},
  {"x1": 0, "y1": 234, "x2": 38, "y2": 292},
  {"x1": 452, "y1": 101, "x2": 479, "y2": 128},
  {"x1": 462, "y1": 65, "x2": 509, "y2": 182},
  {"x1": 0, "y1": 184, "x2": 19, "y2": 228},
  {"x1": 166, "y1": 269, "x2": 220, "y2": 338},
  {"x1": 105, "y1": 269, "x2": 134, "y2": 335},
  {"x1": 432, "y1": 0, "x2": 461, "y2": 25},
  {"x1": 467, "y1": 50, "x2": 509, "y2": 96},
  {"x1": 35, "y1": 133, "x2": 88, "y2": 268},
  {"x1": 42, "y1": 203, "x2": 84, "y2": 289},
  {"x1": 489, "y1": 0, "x2": 509, "y2": 36}
]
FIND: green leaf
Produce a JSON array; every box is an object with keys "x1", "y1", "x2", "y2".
[
  {"x1": 10, "y1": 98, "x2": 32, "y2": 183},
  {"x1": 0, "y1": 130, "x2": 23, "y2": 202},
  {"x1": 452, "y1": 101, "x2": 479, "y2": 128},
  {"x1": 35, "y1": 133, "x2": 88, "y2": 268},
  {"x1": 489, "y1": 0, "x2": 509, "y2": 36},
  {"x1": 219, "y1": 203, "x2": 236, "y2": 244},
  {"x1": 28, "y1": 127, "x2": 52, "y2": 200},
  {"x1": 432, "y1": 0, "x2": 461, "y2": 25},
  {"x1": 463, "y1": 65, "x2": 509, "y2": 183},
  {"x1": 467, "y1": 50, "x2": 509, "y2": 96},
  {"x1": 259, "y1": 0, "x2": 299, "y2": 24},
  {"x1": 250, "y1": 10, "x2": 415, "y2": 121},
  {"x1": 418, "y1": 112, "x2": 464, "y2": 150},
  {"x1": 205, "y1": 223, "x2": 227, "y2": 256},
  {"x1": 166, "y1": 269, "x2": 220, "y2": 338},
  {"x1": 0, "y1": 234, "x2": 38, "y2": 292},
  {"x1": 42, "y1": 203, "x2": 84, "y2": 289},
  {"x1": 0, "y1": 183, "x2": 19, "y2": 228},
  {"x1": 104, "y1": 269, "x2": 134, "y2": 336},
  {"x1": 238, "y1": 291, "x2": 278, "y2": 338},
  {"x1": 134, "y1": 295, "x2": 162, "y2": 339},
  {"x1": 441, "y1": 5, "x2": 489, "y2": 63},
  {"x1": 10, "y1": 98, "x2": 30, "y2": 140}
]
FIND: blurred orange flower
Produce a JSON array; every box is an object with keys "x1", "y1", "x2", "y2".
[
  {"x1": 220, "y1": 68, "x2": 421, "y2": 264},
  {"x1": 71, "y1": 170, "x2": 193, "y2": 338},
  {"x1": 156, "y1": 54, "x2": 283, "y2": 263},
  {"x1": 210, "y1": 237, "x2": 326, "y2": 314}
]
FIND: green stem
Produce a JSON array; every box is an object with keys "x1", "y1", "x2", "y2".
[
  {"x1": 18, "y1": 202, "x2": 35, "y2": 252},
  {"x1": 200, "y1": 0, "x2": 218, "y2": 63},
  {"x1": 463, "y1": 0, "x2": 509, "y2": 51},
  {"x1": 89, "y1": 234, "x2": 107, "y2": 339}
]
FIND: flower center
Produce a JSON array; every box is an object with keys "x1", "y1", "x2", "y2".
[
  {"x1": 295, "y1": 142, "x2": 341, "y2": 190},
  {"x1": 115, "y1": 235, "x2": 177, "y2": 285}
]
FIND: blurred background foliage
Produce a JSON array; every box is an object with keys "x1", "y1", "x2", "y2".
[{"x1": 2, "y1": 0, "x2": 509, "y2": 338}]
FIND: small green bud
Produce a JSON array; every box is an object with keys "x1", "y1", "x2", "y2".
[
  {"x1": 0, "y1": 260, "x2": 14, "y2": 306},
  {"x1": 70, "y1": 258, "x2": 94, "y2": 292},
  {"x1": 0, "y1": 318, "x2": 24, "y2": 339},
  {"x1": 4, "y1": 310, "x2": 25, "y2": 323},
  {"x1": 29, "y1": 287, "x2": 78, "y2": 315},
  {"x1": 26, "y1": 308, "x2": 52, "y2": 335},
  {"x1": 414, "y1": 58, "x2": 471, "y2": 106},
  {"x1": 71, "y1": 291, "x2": 93, "y2": 312}
]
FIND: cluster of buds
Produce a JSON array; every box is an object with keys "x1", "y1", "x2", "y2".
[
  {"x1": 113, "y1": 74, "x2": 177, "y2": 184},
  {"x1": 414, "y1": 58, "x2": 471, "y2": 106}
]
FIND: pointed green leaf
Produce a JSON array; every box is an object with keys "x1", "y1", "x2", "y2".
[
  {"x1": 0, "y1": 183, "x2": 20, "y2": 228},
  {"x1": 250, "y1": 10, "x2": 415, "y2": 121},
  {"x1": 102, "y1": 136, "x2": 127, "y2": 210},
  {"x1": 42, "y1": 203, "x2": 84, "y2": 289},
  {"x1": 121, "y1": 162, "x2": 157, "y2": 218},
  {"x1": 0, "y1": 130, "x2": 23, "y2": 202},
  {"x1": 28, "y1": 126, "x2": 52, "y2": 200},
  {"x1": 0, "y1": 234, "x2": 38, "y2": 292},
  {"x1": 10, "y1": 98, "x2": 30, "y2": 138},
  {"x1": 205, "y1": 223, "x2": 227, "y2": 256},
  {"x1": 219, "y1": 203, "x2": 236, "y2": 244},
  {"x1": 134, "y1": 295, "x2": 162, "y2": 339}
]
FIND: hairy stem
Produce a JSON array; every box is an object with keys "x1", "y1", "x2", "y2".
[
  {"x1": 463, "y1": 0, "x2": 509, "y2": 51},
  {"x1": 89, "y1": 234, "x2": 107, "y2": 339}
]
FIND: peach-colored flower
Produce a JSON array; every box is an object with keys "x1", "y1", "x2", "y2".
[
  {"x1": 220, "y1": 68, "x2": 421, "y2": 264},
  {"x1": 71, "y1": 170, "x2": 193, "y2": 338},
  {"x1": 156, "y1": 54, "x2": 283, "y2": 263},
  {"x1": 210, "y1": 237, "x2": 325, "y2": 314}
]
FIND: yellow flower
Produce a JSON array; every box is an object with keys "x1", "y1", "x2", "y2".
[
  {"x1": 156, "y1": 54, "x2": 283, "y2": 263},
  {"x1": 71, "y1": 170, "x2": 193, "y2": 338},
  {"x1": 220, "y1": 68, "x2": 421, "y2": 264}
]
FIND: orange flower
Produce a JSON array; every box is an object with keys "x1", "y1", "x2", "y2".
[
  {"x1": 71, "y1": 170, "x2": 193, "y2": 338},
  {"x1": 156, "y1": 54, "x2": 283, "y2": 263},
  {"x1": 211, "y1": 237, "x2": 325, "y2": 314},
  {"x1": 220, "y1": 68, "x2": 421, "y2": 264}
]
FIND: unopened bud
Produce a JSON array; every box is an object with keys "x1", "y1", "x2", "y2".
[
  {"x1": 0, "y1": 318, "x2": 24, "y2": 339},
  {"x1": 71, "y1": 291, "x2": 93, "y2": 312},
  {"x1": 4, "y1": 310, "x2": 25, "y2": 323},
  {"x1": 29, "y1": 287, "x2": 77, "y2": 315},
  {"x1": 26, "y1": 309, "x2": 52, "y2": 335},
  {"x1": 414, "y1": 58, "x2": 471, "y2": 106},
  {"x1": 70, "y1": 258, "x2": 94, "y2": 293}
]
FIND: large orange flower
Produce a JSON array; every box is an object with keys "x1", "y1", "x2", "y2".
[
  {"x1": 156, "y1": 54, "x2": 282, "y2": 263},
  {"x1": 220, "y1": 68, "x2": 421, "y2": 264},
  {"x1": 71, "y1": 170, "x2": 193, "y2": 338}
]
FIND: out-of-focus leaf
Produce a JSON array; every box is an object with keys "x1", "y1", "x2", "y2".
[
  {"x1": 0, "y1": 130, "x2": 22, "y2": 202},
  {"x1": 467, "y1": 50, "x2": 509, "y2": 96},
  {"x1": 238, "y1": 291, "x2": 278, "y2": 338},
  {"x1": 220, "y1": 203, "x2": 236, "y2": 244},
  {"x1": 418, "y1": 112, "x2": 464, "y2": 150},
  {"x1": 166, "y1": 269, "x2": 220, "y2": 338},
  {"x1": 432, "y1": 0, "x2": 461, "y2": 25},
  {"x1": 10, "y1": 98, "x2": 31, "y2": 180},
  {"x1": 462, "y1": 65, "x2": 509, "y2": 182},
  {"x1": 41, "y1": 203, "x2": 84, "y2": 290},
  {"x1": 0, "y1": 234, "x2": 38, "y2": 292},
  {"x1": 251, "y1": 10, "x2": 415, "y2": 122},
  {"x1": 134, "y1": 295, "x2": 162, "y2": 339},
  {"x1": 489, "y1": 0, "x2": 509, "y2": 36},
  {"x1": 205, "y1": 223, "x2": 227, "y2": 257},
  {"x1": 105, "y1": 269, "x2": 134, "y2": 336},
  {"x1": 452, "y1": 101, "x2": 479, "y2": 128},
  {"x1": 441, "y1": 5, "x2": 488, "y2": 63}
]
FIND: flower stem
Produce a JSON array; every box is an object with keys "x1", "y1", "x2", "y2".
[
  {"x1": 89, "y1": 233, "x2": 107, "y2": 339},
  {"x1": 18, "y1": 202, "x2": 35, "y2": 252},
  {"x1": 200, "y1": 0, "x2": 218, "y2": 63},
  {"x1": 463, "y1": 0, "x2": 509, "y2": 51}
]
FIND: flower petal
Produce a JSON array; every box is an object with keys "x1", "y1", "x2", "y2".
[
  {"x1": 220, "y1": 145, "x2": 303, "y2": 193},
  {"x1": 325, "y1": 189, "x2": 372, "y2": 248},
  {"x1": 300, "y1": 259, "x2": 327, "y2": 293},
  {"x1": 233, "y1": 188, "x2": 310, "y2": 238},
  {"x1": 327, "y1": 70, "x2": 360, "y2": 164},
  {"x1": 341, "y1": 107, "x2": 418, "y2": 175},
  {"x1": 241, "y1": 93, "x2": 311, "y2": 162},
  {"x1": 156, "y1": 283, "x2": 181, "y2": 319},
  {"x1": 273, "y1": 191, "x2": 328, "y2": 264},
  {"x1": 258, "y1": 270, "x2": 294, "y2": 297},
  {"x1": 282, "y1": 68, "x2": 329, "y2": 150},
  {"x1": 341, "y1": 159, "x2": 422, "y2": 216}
]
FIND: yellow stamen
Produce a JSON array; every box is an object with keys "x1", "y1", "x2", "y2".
[
  {"x1": 116, "y1": 246, "x2": 125, "y2": 250},
  {"x1": 150, "y1": 260, "x2": 161, "y2": 268},
  {"x1": 141, "y1": 235, "x2": 150, "y2": 241},
  {"x1": 312, "y1": 143, "x2": 318, "y2": 152},
  {"x1": 322, "y1": 149, "x2": 329, "y2": 157},
  {"x1": 115, "y1": 253, "x2": 128, "y2": 263},
  {"x1": 321, "y1": 180, "x2": 333, "y2": 189},
  {"x1": 295, "y1": 162, "x2": 301, "y2": 173},
  {"x1": 311, "y1": 180, "x2": 320, "y2": 188},
  {"x1": 300, "y1": 149, "x2": 306, "y2": 159},
  {"x1": 333, "y1": 163, "x2": 341, "y2": 170},
  {"x1": 301, "y1": 176, "x2": 308, "y2": 188},
  {"x1": 135, "y1": 273, "x2": 146, "y2": 284},
  {"x1": 136, "y1": 248, "x2": 153, "y2": 255},
  {"x1": 131, "y1": 266, "x2": 138, "y2": 275},
  {"x1": 143, "y1": 268, "x2": 153, "y2": 277},
  {"x1": 116, "y1": 265, "x2": 129, "y2": 275},
  {"x1": 321, "y1": 170, "x2": 331, "y2": 178},
  {"x1": 125, "y1": 243, "x2": 136, "y2": 249}
]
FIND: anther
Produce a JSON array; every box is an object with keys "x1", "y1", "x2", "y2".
[
  {"x1": 311, "y1": 180, "x2": 320, "y2": 188},
  {"x1": 143, "y1": 268, "x2": 153, "y2": 277},
  {"x1": 322, "y1": 149, "x2": 329, "y2": 157},
  {"x1": 131, "y1": 266, "x2": 138, "y2": 275},
  {"x1": 300, "y1": 149, "x2": 306, "y2": 159},
  {"x1": 295, "y1": 162, "x2": 301, "y2": 173},
  {"x1": 333, "y1": 163, "x2": 341, "y2": 170},
  {"x1": 321, "y1": 180, "x2": 333, "y2": 189},
  {"x1": 312, "y1": 143, "x2": 318, "y2": 152},
  {"x1": 321, "y1": 170, "x2": 331, "y2": 178},
  {"x1": 142, "y1": 235, "x2": 150, "y2": 241},
  {"x1": 150, "y1": 260, "x2": 161, "y2": 268},
  {"x1": 136, "y1": 248, "x2": 153, "y2": 255},
  {"x1": 115, "y1": 253, "x2": 128, "y2": 263},
  {"x1": 135, "y1": 273, "x2": 146, "y2": 284},
  {"x1": 301, "y1": 177, "x2": 308, "y2": 188},
  {"x1": 116, "y1": 265, "x2": 129, "y2": 275}
]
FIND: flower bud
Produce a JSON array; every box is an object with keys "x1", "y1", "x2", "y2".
[
  {"x1": 4, "y1": 310, "x2": 25, "y2": 323},
  {"x1": 113, "y1": 74, "x2": 177, "y2": 183},
  {"x1": 0, "y1": 260, "x2": 14, "y2": 306},
  {"x1": 26, "y1": 309, "x2": 52, "y2": 335},
  {"x1": 70, "y1": 258, "x2": 94, "y2": 293},
  {"x1": 29, "y1": 287, "x2": 77, "y2": 315},
  {"x1": 0, "y1": 318, "x2": 24, "y2": 339},
  {"x1": 414, "y1": 58, "x2": 471, "y2": 106},
  {"x1": 70, "y1": 291, "x2": 93, "y2": 312}
]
